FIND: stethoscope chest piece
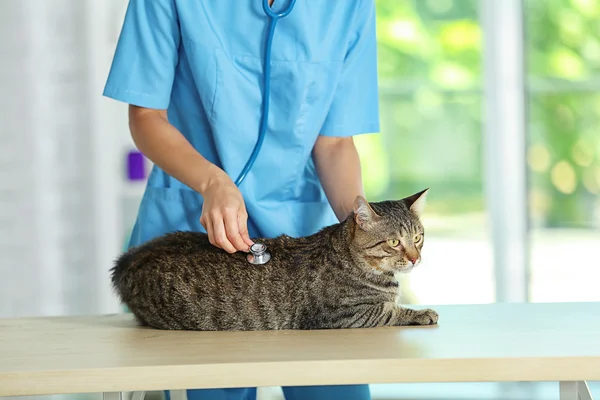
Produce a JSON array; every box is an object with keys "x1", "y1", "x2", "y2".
[{"x1": 247, "y1": 243, "x2": 271, "y2": 265}]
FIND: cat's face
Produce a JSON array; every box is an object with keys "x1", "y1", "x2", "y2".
[{"x1": 351, "y1": 189, "x2": 428, "y2": 274}]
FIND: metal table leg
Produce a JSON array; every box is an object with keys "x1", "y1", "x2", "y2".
[
  {"x1": 170, "y1": 390, "x2": 187, "y2": 400},
  {"x1": 103, "y1": 392, "x2": 147, "y2": 400},
  {"x1": 560, "y1": 381, "x2": 594, "y2": 400},
  {"x1": 103, "y1": 393, "x2": 123, "y2": 400}
]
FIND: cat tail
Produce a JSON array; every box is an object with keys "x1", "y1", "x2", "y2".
[{"x1": 110, "y1": 249, "x2": 137, "y2": 304}]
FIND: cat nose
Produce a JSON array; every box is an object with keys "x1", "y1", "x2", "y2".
[{"x1": 410, "y1": 257, "x2": 418, "y2": 265}]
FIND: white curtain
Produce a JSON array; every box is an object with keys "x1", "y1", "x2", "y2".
[{"x1": 0, "y1": 0, "x2": 132, "y2": 319}]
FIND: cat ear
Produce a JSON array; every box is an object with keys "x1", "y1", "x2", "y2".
[
  {"x1": 353, "y1": 196, "x2": 380, "y2": 230},
  {"x1": 403, "y1": 188, "x2": 429, "y2": 216}
]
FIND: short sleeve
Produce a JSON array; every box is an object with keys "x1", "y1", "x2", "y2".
[
  {"x1": 102, "y1": 0, "x2": 180, "y2": 110},
  {"x1": 320, "y1": 0, "x2": 380, "y2": 137}
]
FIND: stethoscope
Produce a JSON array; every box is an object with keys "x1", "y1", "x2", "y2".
[
  {"x1": 233, "y1": 0, "x2": 297, "y2": 187},
  {"x1": 235, "y1": 0, "x2": 297, "y2": 265}
]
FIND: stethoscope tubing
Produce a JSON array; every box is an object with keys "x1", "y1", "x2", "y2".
[{"x1": 233, "y1": 0, "x2": 297, "y2": 186}]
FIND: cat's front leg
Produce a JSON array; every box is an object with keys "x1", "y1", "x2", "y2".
[
  {"x1": 393, "y1": 305, "x2": 439, "y2": 326},
  {"x1": 339, "y1": 303, "x2": 438, "y2": 328},
  {"x1": 369, "y1": 302, "x2": 438, "y2": 326}
]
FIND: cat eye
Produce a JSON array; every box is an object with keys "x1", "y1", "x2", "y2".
[
  {"x1": 387, "y1": 239, "x2": 400, "y2": 247},
  {"x1": 414, "y1": 234, "x2": 423, "y2": 243}
]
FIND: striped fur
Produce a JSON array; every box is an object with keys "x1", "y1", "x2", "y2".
[{"x1": 110, "y1": 189, "x2": 438, "y2": 331}]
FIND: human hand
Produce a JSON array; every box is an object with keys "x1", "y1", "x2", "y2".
[{"x1": 199, "y1": 172, "x2": 254, "y2": 254}]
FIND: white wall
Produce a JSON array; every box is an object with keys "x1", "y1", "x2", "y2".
[{"x1": 0, "y1": 0, "x2": 134, "y2": 318}]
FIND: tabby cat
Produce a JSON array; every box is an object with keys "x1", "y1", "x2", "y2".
[{"x1": 111, "y1": 189, "x2": 439, "y2": 331}]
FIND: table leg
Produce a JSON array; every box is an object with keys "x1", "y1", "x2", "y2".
[
  {"x1": 560, "y1": 381, "x2": 594, "y2": 400},
  {"x1": 103, "y1": 393, "x2": 123, "y2": 400},
  {"x1": 170, "y1": 390, "x2": 187, "y2": 400},
  {"x1": 578, "y1": 381, "x2": 594, "y2": 400},
  {"x1": 131, "y1": 391, "x2": 146, "y2": 400},
  {"x1": 102, "y1": 392, "x2": 147, "y2": 400}
]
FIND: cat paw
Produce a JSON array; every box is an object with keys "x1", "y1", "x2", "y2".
[{"x1": 411, "y1": 308, "x2": 439, "y2": 325}]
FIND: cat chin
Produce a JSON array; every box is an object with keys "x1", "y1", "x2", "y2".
[
  {"x1": 396, "y1": 266, "x2": 414, "y2": 273},
  {"x1": 382, "y1": 260, "x2": 415, "y2": 274}
]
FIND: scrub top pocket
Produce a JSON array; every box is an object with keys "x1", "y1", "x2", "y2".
[
  {"x1": 203, "y1": 47, "x2": 344, "y2": 202},
  {"x1": 127, "y1": 186, "x2": 206, "y2": 247}
]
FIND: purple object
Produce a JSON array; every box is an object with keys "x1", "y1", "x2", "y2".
[{"x1": 126, "y1": 150, "x2": 146, "y2": 181}]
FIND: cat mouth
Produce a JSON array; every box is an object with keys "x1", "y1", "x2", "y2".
[{"x1": 397, "y1": 262, "x2": 418, "y2": 273}]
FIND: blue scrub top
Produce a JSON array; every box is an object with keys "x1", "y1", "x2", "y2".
[{"x1": 104, "y1": 0, "x2": 380, "y2": 246}]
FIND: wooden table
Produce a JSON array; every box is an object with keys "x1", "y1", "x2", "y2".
[{"x1": 1, "y1": 302, "x2": 599, "y2": 400}]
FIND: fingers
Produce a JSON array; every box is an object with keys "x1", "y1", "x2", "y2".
[
  {"x1": 224, "y1": 209, "x2": 251, "y2": 252},
  {"x1": 201, "y1": 208, "x2": 252, "y2": 254},
  {"x1": 198, "y1": 177, "x2": 254, "y2": 254},
  {"x1": 210, "y1": 215, "x2": 238, "y2": 254},
  {"x1": 238, "y1": 210, "x2": 254, "y2": 248},
  {"x1": 200, "y1": 215, "x2": 215, "y2": 248}
]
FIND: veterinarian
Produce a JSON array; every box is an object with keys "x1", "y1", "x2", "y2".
[{"x1": 103, "y1": 0, "x2": 380, "y2": 399}]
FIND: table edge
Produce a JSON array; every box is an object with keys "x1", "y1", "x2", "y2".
[{"x1": 3, "y1": 356, "x2": 600, "y2": 396}]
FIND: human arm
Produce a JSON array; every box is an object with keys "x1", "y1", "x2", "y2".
[
  {"x1": 312, "y1": 136, "x2": 365, "y2": 221},
  {"x1": 128, "y1": 107, "x2": 220, "y2": 196},
  {"x1": 128, "y1": 106, "x2": 253, "y2": 253},
  {"x1": 103, "y1": 0, "x2": 252, "y2": 253},
  {"x1": 315, "y1": 0, "x2": 380, "y2": 220}
]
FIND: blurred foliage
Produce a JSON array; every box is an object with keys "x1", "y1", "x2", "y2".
[
  {"x1": 357, "y1": 0, "x2": 483, "y2": 216},
  {"x1": 358, "y1": 0, "x2": 600, "y2": 228},
  {"x1": 526, "y1": 0, "x2": 600, "y2": 228}
]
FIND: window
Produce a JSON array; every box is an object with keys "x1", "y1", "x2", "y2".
[
  {"x1": 526, "y1": 0, "x2": 600, "y2": 302},
  {"x1": 359, "y1": 0, "x2": 600, "y2": 306},
  {"x1": 358, "y1": 0, "x2": 492, "y2": 305}
]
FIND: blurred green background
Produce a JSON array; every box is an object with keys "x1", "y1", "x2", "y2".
[
  {"x1": 355, "y1": 0, "x2": 600, "y2": 304},
  {"x1": 357, "y1": 0, "x2": 600, "y2": 228}
]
